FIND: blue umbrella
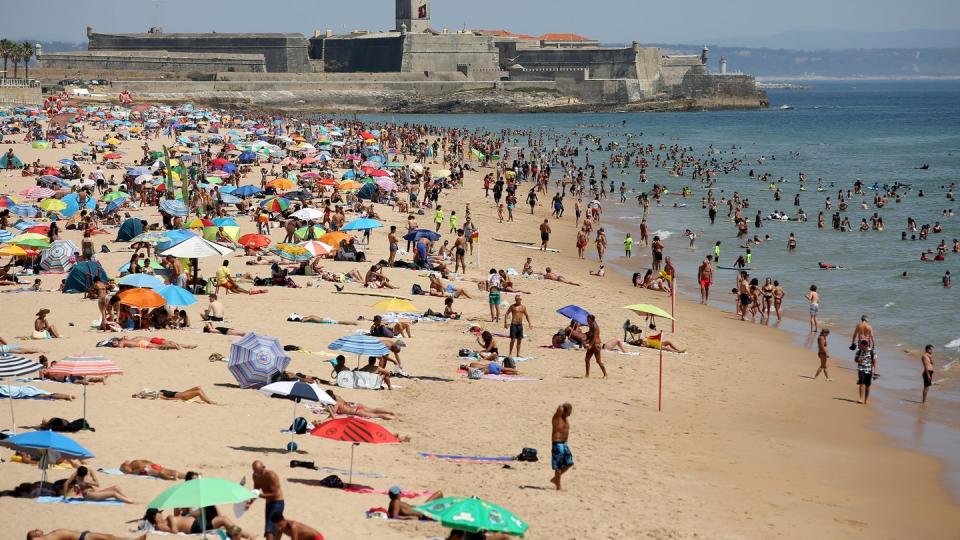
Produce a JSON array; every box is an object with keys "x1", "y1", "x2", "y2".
[
  {"x1": 103, "y1": 199, "x2": 125, "y2": 215},
  {"x1": 228, "y1": 332, "x2": 291, "y2": 389},
  {"x1": 212, "y1": 217, "x2": 238, "y2": 227},
  {"x1": 403, "y1": 229, "x2": 441, "y2": 242},
  {"x1": 0, "y1": 430, "x2": 94, "y2": 485},
  {"x1": 58, "y1": 159, "x2": 77, "y2": 166},
  {"x1": 155, "y1": 284, "x2": 197, "y2": 307},
  {"x1": 328, "y1": 335, "x2": 390, "y2": 367},
  {"x1": 9, "y1": 204, "x2": 38, "y2": 218},
  {"x1": 219, "y1": 193, "x2": 242, "y2": 205},
  {"x1": 159, "y1": 199, "x2": 189, "y2": 218},
  {"x1": 127, "y1": 166, "x2": 152, "y2": 176},
  {"x1": 557, "y1": 305, "x2": 591, "y2": 325},
  {"x1": 0, "y1": 230, "x2": 13, "y2": 242},
  {"x1": 155, "y1": 229, "x2": 197, "y2": 252},
  {"x1": 341, "y1": 218, "x2": 383, "y2": 232},
  {"x1": 232, "y1": 185, "x2": 261, "y2": 198},
  {"x1": 120, "y1": 273, "x2": 164, "y2": 289}
]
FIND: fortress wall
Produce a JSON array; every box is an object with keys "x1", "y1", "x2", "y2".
[
  {"x1": 680, "y1": 73, "x2": 760, "y2": 98},
  {"x1": 115, "y1": 79, "x2": 556, "y2": 98},
  {"x1": 634, "y1": 48, "x2": 661, "y2": 81},
  {"x1": 512, "y1": 47, "x2": 638, "y2": 79},
  {"x1": 318, "y1": 36, "x2": 405, "y2": 72},
  {"x1": 88, "y1": 33, "x2": 311, "y2": 72},
  {"x1": 399, "y1": 34, "x2": 500, "y2": 74},
  {"x1": 659, "y1": 55, "x2": 705, "y2": 89},
  {"x1": 40, "y1": 51, "x2": 266, "y2": 73},
  {"x1": 217, "y1": 71, "x2": 472, "y2": 82}
]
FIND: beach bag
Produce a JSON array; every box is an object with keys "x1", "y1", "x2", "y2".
[
  {"x1": 516, "y1": 447, "x2": 538, "y2": 462},
  {"x1": 411, "y1": 284, "x2": 425, "y2": 295},
  {"x1": 467, "y1": 367, "x2": 484, "y2": 380},
  {"x1": 353, "y1": 371, "x2": 383, "y2": 390},
  {"x1": 503, "y1": 357, "x2": 516, "y2": 369},
  {"x1": 290, "y1": 417, "x2": 308, "y2": 435},
  {"x1": 336, "y1": 370, "x2": 358, "y2": 389},
  {"x1": 319, "y1": 475, "x2": 344, "y2": 489},
  {"x1": 458, "y1": 348, "x2": 472, "y2": 357}
]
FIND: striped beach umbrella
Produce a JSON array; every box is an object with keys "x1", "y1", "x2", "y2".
[
  {"x1": 270, "y1": 243, "x2": 312, "y2": 262},
  {"x1": 9, "y1": 204, "x2": 38, "y2": 218},
  {"x1": 19, "y1": 186, "x2": 56, "y2": 200},
  {"x1": 39, "y1": 239, "x2": 78, "y2": 272},
  {"x1": 298, "y1": 240, "x2": 332, "y2": 257},
  {"x1": 43, "y1": 355, "x2": 122, "y2": 427},
  {"x1": 328, "y1": 334, "x2": 390, "y2": 368},
  {"x1": 0, "y1": 353, "x2": 43, "y2": 433},
  {"x1": 260, "y1": 197, "x2": 290, "y2": 213},
  {"x1": 159, "y1": 199, "x2": 189, "y2": 218},
  {"x1": 228, "y1": 332, "x2": 291, "y2": 389},
  {"x1": 0, "y1": 230, "x2": 15, "y2": 243}
]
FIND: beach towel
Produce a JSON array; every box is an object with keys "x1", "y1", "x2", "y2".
[
  {"x1": 97, "y1": 467, "x2": 163, "y2": 479},
  {"x1": 345, "y1": 485, "x2": 436, "y2": 499},
  {"x1": 456, "y1": 369, "x2": 540, "y2": 382},
  {"x1": 418, "y1": 452, "x2": 514, "y2": 464},
  {"x1": 36, "y1": 496, "x2": 125, "y2": 506}
]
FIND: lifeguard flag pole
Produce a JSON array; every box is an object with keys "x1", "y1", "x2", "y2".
[
  {"x1": 653, "y1": 332, "x2": 664, "y2": 411},
  {"x1": 670, "y1": 278, "x2": 676, "y2": 333}
]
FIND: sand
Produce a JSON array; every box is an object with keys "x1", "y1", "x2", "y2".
[{"x1": 0, "y1": 121, "x2": 957, "y2": 539}]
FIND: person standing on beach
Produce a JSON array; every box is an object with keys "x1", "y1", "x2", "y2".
[
  {"x1": 854, "y1": 339, "x2": 876, "y2": 404},
  {"x1": 852, "y1": 315, "x2": 877, "y2": 377},
  {"x1": 504, "y1": 295, "x2": 532, "y2": 358},
  {"x1": 651, "y1": 236, "x2": 664, "y2": 272},
  {"x1": 540, "y1": 219, "x2": 552, "y2": 251},
  {"x1": 805, "y1": 285, "x2": 819, "y2": 333},
  {"x1": 713, "y1": 241, "x2": 721, "y2": 263},
  {"x1": 921, "y1": 345, "x2": 935, "y2": 406},
  {"x1": 596, "y1": 228, "x2": 607, "y2": 263},
  {"x1": 453, "y1": 229, "x2": 467, "y2": 273},
  {"x1": 814, "y1": 329, "x2": 832, "y2": 380},
  {"x1": 698, "y1": 256, "x2": 713, "y2": 304},
  {"x1": 584, "y1": 314, "x2": 607, "y2": 378},
  {"x1": 550, "y1": 403, "x2": 574, "y2": 491},
  {"x1": 434, "y1": 206, "x2": 444, "y2": 232},
  {"x1": 387, "y1": 226, "x2": 399, "y2": 267},
  {"x1": 623, "y1": 233, "x2": 633, "y2": 258},
  {"x1": 488, "y1": 269, "x2": 502, "y2": 322},
  {"x1": 247, "y1": 461, "x2": 284, "y2": 540}
]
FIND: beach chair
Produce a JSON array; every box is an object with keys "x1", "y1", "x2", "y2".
[{"x1": 336, "y1": 370, "x2": 383, "y2": 390}]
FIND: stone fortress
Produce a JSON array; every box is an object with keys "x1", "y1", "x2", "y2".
[{"x1": 37, "y1": 0, "x2": 765, "y2": 111}]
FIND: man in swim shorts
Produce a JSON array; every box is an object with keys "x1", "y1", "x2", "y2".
[
  {"x1": 26, "y1": 529, "x2": 145, "y2": 540},
  {"x1": 854, "y1": 340, "x2": 875, "y2": 404},
  {"x1": 550, "y1": 403, "x2": 574, "y2": 490},
  {"x1": 503, "y1": 295, "x2": 532, "y2": 357},
  {"x1": 249, "y1": 460, "x2": 284, "y2": 540},
  {"x1": 921, "y1": 344, "x2": 935, "y2": 406},
  {"x1": 697, "y1": 256, "x2": 713, "y2": 304}
]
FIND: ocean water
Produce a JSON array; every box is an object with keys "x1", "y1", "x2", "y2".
[{"x1": 357, "y1": 80, "x2": 960, "y2": 495}]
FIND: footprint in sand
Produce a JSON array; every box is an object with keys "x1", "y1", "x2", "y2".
[{"x1": 833, "y1": 517, "x2": 868, "y2": 529}]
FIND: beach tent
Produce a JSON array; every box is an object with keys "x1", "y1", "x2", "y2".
[
  {"x1": 0, "y1": 152, "x2": 23, "y2": 169},
  {"x1": 64, "y1": 261, "x2": 109, "y2": 293},
  {"x1": 116, "y1": 218, "x2": 144, "y2": 242},
  {"x1": 357, "y1": 182, "x2": 377, "y2": 200}
]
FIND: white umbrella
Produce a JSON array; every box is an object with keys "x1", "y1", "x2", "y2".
[
  {"x1": 260, "y1": 381, "x2": 335, "y2": 452},
  {"x1": 159, "y1": 236, "x2": 233, "y2": 259},
  {"x1": 291, "y1": 208, "x2": 324, "y2": 221}
]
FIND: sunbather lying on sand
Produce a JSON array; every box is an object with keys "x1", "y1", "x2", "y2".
[
  {"x1": 100, "y1": 336, "x2": 196, "y2": 350},
  {"x1": 0, "y1": 336, "x2": 44, "y2": 354},
  {"x1": 39, "y1": 357, "x2": 105, "y2": 385},
  {"x1": 287, "y1": 313, "x2": 358, "y2": 325},
  {"x1": 615, "y1": 337, "x2": 686, "y2": 353},
  {"x1": 461, "y1": 361, "x2": 519, "y2": 376},
  {"x1": 63, "y1": 466, "x2": 134, "y2": 503},
  {"x1": 27, "y1": 529, "x2": 145, "y2": 540},
  {"x1": 142, "y1": 508, "x2": 252, "y2": 538},
  {"x1": 131, "y1": 386, "x2": 216, "y2": 404},
  {"x1": 202, "y1": 323, "x2": 247, "y2": 336},
  {"x1": 120, "y1": 459, "x2": 185, "y2": 480},
  {"x1": 542, "y1": 267, "x2": 580, "y2": 286},
  {"x1": 387, "y1": 486, "x2": 444, "y2": 519},
  {"x1": 428, "y1": 274, "x2": 471, "y2": 299},
  {"x1": 323, "y1": 389, "x2": 396, "y2": 420}
]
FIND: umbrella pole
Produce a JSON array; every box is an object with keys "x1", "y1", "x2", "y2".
[
  {"x1": 7, "y1": 381, "x2": 16, "y2": 434},
  {"x1": 82, "y1": 384, "x2": 88, "y2": 429},
  {"x1": 290, "y1": 399, "x2": 298, "y2": 451},
  {"x1": 671, "y1": 281, "x2": 676, "y2": 334},
  {"x1": 658, "y1": 346, "x2": 663, "y2": 412},
  {"x1": 349, "y1": 443, "x2": 356, "y2": 487}
]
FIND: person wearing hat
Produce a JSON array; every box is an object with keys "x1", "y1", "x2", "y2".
[
  {"x1": 387, "y1": 485, "x2": 443, "y2": 520},
  {"x1": 33, "y1": 309, "x2": 60, "y2": 339}
]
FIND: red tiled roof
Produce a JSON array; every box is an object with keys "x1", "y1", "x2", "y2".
[
  {"x1": 539, "y1": 33, "x2": 590, "y2": 41},
  {"x1": 475, "y1": 29, "x2": 584, "y2": 41}
]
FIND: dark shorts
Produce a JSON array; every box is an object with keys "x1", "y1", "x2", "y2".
[
  {"x1": 857, "y1": 369, "x2": 873, "y2": 386},
  {"x1": 265, "y1": 500, "x2": 285, "y2": 535},
  {"x1": 739, "y1": 293, "x2": 751, "y2": 305},
  {"x1": 389, "y1": 244, "x2": 398, "y2": 252},
  {"x1": 923, "y1": 370, "x2": 934, "y2": 388},
  {"x1": 509, "y1": 323, "x2": 524, "y2": 339},
  {"x1": 160, "y1": 390, "x2": 177, "y2": 399},
  {"x1": 541, "y1": 232, "x2": 549, "y2": 241},
  {"x1": 456, "y1": 247, "x2": 465, "y2": 256},
  {"x1": 551, "y1": 442, "x2": 574, "y2": 470}
]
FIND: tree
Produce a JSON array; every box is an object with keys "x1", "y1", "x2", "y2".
[
  {"x1": 0, "y1": 39, "x2": 13, "y2": 79},
  {"x1": 10, "y1": 42, "x2": 22, "y2": 78},
  {"x1": 20, "y1": 41, "x2": 33, "y2": 80}
]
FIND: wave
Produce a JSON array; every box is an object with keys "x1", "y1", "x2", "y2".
[
  {"x1": 944, "y1": 338, "x2": 960, "y2": 349},
  {"x1": 653, "y1": 230, "x2": 673, "y2": 240},
  {"x1": 884, "y1": 302, "x2": 895, "y2": 308}
]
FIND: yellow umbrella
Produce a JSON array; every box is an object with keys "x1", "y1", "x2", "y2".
[
  {"x1": 0, "y1": 245, "x2": 28, "y2": 256},
  {"x1": 105, "y1": 137, "x2": 121, "y2": 145},
  {"x1": 372, "y1": 298, "x2": 418, "y2": 312},
  {"x1": 38, "y1": 199, "x2": 67, "y2": 212},
  {"x1": 339, "y1": 180, "x2": 361, "y2": 191},
  {"x1": 623, "y1": 303, "x2": 674, "y2": 320},
  {"x1": 434, "y1": 169, "x2": 452, "y2": 178}
]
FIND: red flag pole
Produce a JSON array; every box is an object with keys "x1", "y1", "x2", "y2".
[
  {"x1": 670, "y1": 279, "x2": 676, "y2": 333},
  {"x1": 658, "y1": 345, "x2": 663, "y2": 412}
]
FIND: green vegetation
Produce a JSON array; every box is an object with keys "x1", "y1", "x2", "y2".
[{"x1": 0, "y1": 39, "x2": 34, "y2": 79}]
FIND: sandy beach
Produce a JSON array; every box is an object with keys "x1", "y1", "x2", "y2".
[{"x1": 0, "y1": 115, "x2": 957, "y2": 540}]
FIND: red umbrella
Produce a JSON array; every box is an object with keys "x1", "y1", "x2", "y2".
[
  {"x1": 26, "y1": 225, "x2": 50, "y2": 234},
  {"x1": 310, "y1": 417, "x2": 398, "y2": 485},
  {"x1": 238, "y1": 233, "x2": 271, "y2": 249},
  {"x1": 211, "y1": 157, "x2": 229, "y2": 167},
  {"x1": 103, "y1": 153, "x2": 123, "y2": 160}
]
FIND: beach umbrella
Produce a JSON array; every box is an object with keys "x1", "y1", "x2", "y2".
[
  {"x1": 0, "y1": 353, "x2": 42, "y2": 433},
  {"x1": 0, "y1": 244, "x2": 27, "y2": 257},
  {"x1": 119, "y1": 273, "x2": 165, "y2": 289},
  {"x1": 101, "y1": 191, "x2": 128, "y2": 202},
  {"x1": 291, "y1": 207, "x2": 324, "y2": 221},
  {"x1": 20, "y1": 186, "x2": 56, "y2": 199},
  {"x1": 58, "y1": 159, "x2": 77, "y2": 166},
  {"x1": 341, "y1": 218, "x2": 383, "y2": 232},
  {"x1": 319, "y1": 231, "x2": 350, "y2": 248},
  {"x1": 260, "y1": 197, "x2": 290, "y2": 213},
  {"x1": 160, "y1": 236, "x2": 232, "y2": 259},
  {"x1": 219, "y1": 192, "x2": 242, "y2": 205},
  {"x1": 0, "y1": 430, "x2": 94, "y2": 485},
  {"x1": 11, "y1": 234, "x2": 50, "y2": 249},
  {"x1": 186, "y1": 217, "x2": 215, "y2": 229},
  {"x1": 103, "y1": 153, "x2": 123, "y2": 160},
  {"x1": 39, "y1": 239, "x2": 78, "y2": 272},
  {"x1": 328, "y1": 334, "x2": 390, "y2": 369},
  {"x1": 415, "y1": 497, "x2": 529, "y2": 537},
  {"x1": 42, "y1": 355, "x2": 122, "y2": 427},
  {"x1": 270, "y1": 243, "x2": 312, "y2": 262},
  {"x1": 148, "y1": 477, "x2": 257, "y2": 534},
  {"x1": 310, "y1": 417, "x2": 399, "y2": 484},
  {"x1": 556, "y1": 305, "x2": 590, "y2": 325},
  {"x1": 37, "y1": 199, "x2": 67, "y2": 212},
  {"x1": 372, "y1": 298, "x2": 418, "y2": 312},
  {"x1": 260, "y1": 381, "x2": 335, "y2": 451},
  {"x1": 0, "y1": 230, "x2": 14, "y2": 243},
  {"x1": 232, "y1": 185, "x2": 261, "y2": 198},
  {"x1": 238, "y1": 233, "x2": 271, "y2": 250},
  {"x1": 118, "y1": 287, "x2": 166, "y2": 308},
  {"x1": 118, "y1": 259, "x2": 165, "y2": 273},
  {"x1": 130, "y1": 231, "x2": 171, "y2": 245},
  {"x1": 623, "y1": 303, "x2": 675, "y2": 412},
  {"x1": 268, "y1": 178, "x2": 296, "y2": 190},
  {"x1": 159, "y1": 199, "x2": 189, "y2": 218},
  {"x1": 203, "y1": 225, "x2": 240, "y2": 242},
  {"x1": 294, "y1": 225, "x2": 326, "y2": 241},
  {"x1": 154, "y1": 284, "x2": 197, "y2": 307},
  {"x1": 434, "y1": 169, "x2": 452, "y2": 179},
  {"x1": 8, "y1": 204, "x2": 38, "y2": 218},
  {"x1": 339, "y1": 180, "x2": 362, "y2": 191},
  {"x1": 374, "y1": 177, "x2": 397, "y2": 191},
  {"x1": 228, "y1": 332, "x2": 291, "y2": 389},
  {"x1": 403, "y1": 229, "x2": 441, "y2": 242},
  {"x1": 298, "y1": 240, "x2": 332, "y2": 257}
]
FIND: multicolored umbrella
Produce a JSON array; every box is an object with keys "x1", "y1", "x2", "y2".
[
  {"x1": 39, "y1": 239, "x2": 78, "y2": 272},
  {"x1": 130, "y1": 231, "x2": 171, "y2": 245},
  {"x1": 260, "y1": 197, "x2": 290, "y2": 213},
  {"x1": 270, "y1": 243, "x2": 312, "y2": 262},
  {"x1": 414, "y1": 497, "x2": 529, "y2": 537},
  {"x1": 20, "y1": 186, "x2": 55, "y2": 199},
  {"x1": 228, "y1": 332, "x2": 291, "y2": 388},
  {"x1": 298, "y1": 240, "x2": 332, "y2": 257},
  {"x1": 37, "y1": 199, "x2": 67, "y2": 212},
  {"x1": 310, "y1": 417, "x2": 399, "y2": 484},
  {"x1": 294, "y1": 225, "x2": 326, "y2": 240},
  {"x1": 11, "y1": 233, "x2": 50, "y2": 249},
  {"x1": 102, "y1": 191, "x2": 128, "y2": 202}
]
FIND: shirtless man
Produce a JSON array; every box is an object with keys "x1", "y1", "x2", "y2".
[
  {"x1": 814, "y1": 329, "x2": 832, "y2": 381},
  {"x1": 387, "y1": 225, "x2": 399, "y2": 267},
  {"x1": 539, "y1": 219, "x2": 551, "y2": 251},
  {"x1": 550, "y1": 403, "x2": 574, "y2": 490},
  {"x1": 697, "y1": 256, "x2": 713, "y2": 304},
  {"x1": 269, "y1": 513, "x2": 324, "y2": 540},
  {"x1": 521, "y1": 257, "x2": 534, "y2": 276},
  {"x1": 248, "y1": 461, "x2": 285, "y2": 540},
  {"x1": 583, "y1": 314, "x2": 607, "y2": 378},
  {"x1": 921, "y1": 344, "x2": 935, "y2": 407},
  {"x1": 120, "y1": 459, "x2": 184, "y2": 480},
  {"x1": 852, "y1": 315, "x2": 877, "y2": 377},
  {"x1": 364, "y1": 265, "x2": 397, "y2": 289},
  {"x1": 387, "y1": 486, "x2": 444, "y2": 519},
  {"x1": 736, "y1": 273, "x2": 751, "y2": 322},
  {"x1": 26, "y1": 530, "x2": 145, "y2": 540},
  {"x1": 202, "y1": 294, "x2": 225, "y2": 321},
  {"x1": 543, "y1": 267, "x2": 580, "y2": 286},
  {"x1": 92, "y1": 278, "x2": 111, "y2": 330},
  {"x1": 503, "y1": 295, "x2": 532, "y2": 357},
  {"x1": 453, "y1": 229, "x2": 467, "y2": 273}
]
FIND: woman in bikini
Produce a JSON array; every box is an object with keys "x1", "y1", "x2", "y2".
[
  {"x1": 323, "y1": 390, "x2": 396, "y2": 420},
  {"x1": 476, "y1": 331, "x2": 500, "y2": 361},
  {"x1": 142, "y1": 508, "x2": 251, "y2": 538},
  {"x1": 62, "y1": 466, "x2": 134, "y2": 503},
  {"x1": 761, "y1": 278, "x2": 775, "y2": 323}
]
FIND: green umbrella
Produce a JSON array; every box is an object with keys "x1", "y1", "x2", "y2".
[
  {"x1": 14, "y1": 238, "x2": 51, "y2": 249},
  {"x1": 623, "y1": 303, "x2": 674, "y2": 320},
  {"x1": 415, "y1": 497, "x2": 529, "y2": 537},
  {"x1": 102, "y1": 191, "x2": 128, "y2": 202},
  {"x1": 149, "y1": 478, "x2": 256, "y2": 526},
  {"x1": 294, "y1": 225, "x2": 326, "y2": 240}
]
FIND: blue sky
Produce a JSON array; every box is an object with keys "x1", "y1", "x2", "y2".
[{"x1": 2, "y1": 0, "x2": 959, "y2": 45}]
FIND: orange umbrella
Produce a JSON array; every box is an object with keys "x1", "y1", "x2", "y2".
[
  {"x1": 319, "y1": 231, "x2": 350, "y2": 247},
  {"x1": 118, "y1": 287, "x2": 166, "y2": 308},
  {"x1": 268, "y1": 178, "x2": 296, "y2": 190},
  {"x1": 238, "y1": 233, "x2": 271, "y2": 249},
  {"x1": 339, "y1": 180, "x2": 362, "y2": 191}
]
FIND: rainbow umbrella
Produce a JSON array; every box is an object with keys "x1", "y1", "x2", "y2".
[
  {"x1": 260, "y1": 197, "x2": 290, "y2": 213},
  {"x1": 298, "y1": 241, "x2": 332, "y2": 257},
  {"x1": 294, "y1": 225, "x2": 326, "y2": 240},
  {"x1": 227, "y1": 332, "x2": 291, "y2": 389},
  {"x1": 270, "y1": 243, "x2": 312, "y2": 262},
  {"x1": 39, "y1": 239, "x2": 78, "y2": 271}
]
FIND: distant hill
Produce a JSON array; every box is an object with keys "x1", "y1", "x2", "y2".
[{"x1": 708, "y1": 29, "x2": 960, "y2": 51}]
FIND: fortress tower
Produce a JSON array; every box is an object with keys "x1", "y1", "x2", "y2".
[{"x1": 396, "y1": 0, "x2": 431, "y2": 33}]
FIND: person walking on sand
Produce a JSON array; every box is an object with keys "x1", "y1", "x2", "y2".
[
  {"x1": 921, "y1": 344, "x2": 935, "y2": 407},
  {"x1": 540, "y1": 219, "x2": 551, "y2": 251},
  {"x1": 852, "y1": 315, "x2": 877, "y2": 378},
  {"x1": 854, "y1": 339, "x2": 875, "y2": 404},
  {"x1": 814, "y1": 329, "x2": 832, "y2": 381},
  {"x1": 623, "y1": 233, "x2": 633, "y2": 258},
  {"x1": 504, "y1": 295, "x2": 532, "y2": 358},
  {"x1": 550, "y1": 403, "x2": 574, "y2": 491},
  {"x1": 434, "y1": 205, "x2": 444, "y2": 232},
  {"x1": 247, "y1": 461, "x2": 284, "y2": 540},
  {"x1": 584, "y1": 314, "x2": 607, "y2": 378},
  {"x1": 805, "y1": 285, "x2": 819, "y2": 333},
  {"x1": 595, "y1": 228, "x2": 607, "y2": 263},
  {"x1": 697, "y1": 255, "x2": 713, "y2": 304}
]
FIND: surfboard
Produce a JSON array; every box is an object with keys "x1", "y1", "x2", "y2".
[{"x1": 518, "y1": 245, "x2": 560, "y2": 253}]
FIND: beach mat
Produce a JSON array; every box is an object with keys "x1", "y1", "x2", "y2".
[
  {"x1": 345, "y1": 485, "x2": 436, "y2": 499},
  {"x1": 418, "y1": 452, "x2": 514, "y2": 464},
  {"x1": 97, "y1": 467, "x2": 163, "y2": 479},
  {"x1": 37, "y1": 496, "x2": 125, "y2": 506},
  {"x1": 456, "y1": 369, "x2": 540, "y2": 382}
]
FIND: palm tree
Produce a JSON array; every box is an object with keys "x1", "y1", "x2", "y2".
[
  {"x1": 0, "y1": 39, "x2": 13, "y2": 79},
  {"x1": 10, "y1": 42, "x2": 22, "y2": 78},
  {"x1": 20, "y1": 41, "x2": 33, "y2": 80}
]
